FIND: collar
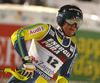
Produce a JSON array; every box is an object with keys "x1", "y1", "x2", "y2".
[
  {"x1": 56, "y1": 27, "x2": 70, "y2": 46},
  {"x1": 57, "y1": 27, "x2": 67, "y2": 38}
]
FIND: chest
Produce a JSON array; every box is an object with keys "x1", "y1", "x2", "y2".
[{"x1": 37, "y1": 28, "x2": 76, "y2": 63}]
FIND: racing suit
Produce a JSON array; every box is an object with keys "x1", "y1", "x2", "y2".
[{"x1": 8, "y1": 23, "x2": 77, "y2": 83}]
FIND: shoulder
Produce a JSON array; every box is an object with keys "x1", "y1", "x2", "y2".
[
  {"x1": 33, "y1": 23, "x2": 55, "y2": 31},
  {"x1": 33, "y1": 23, "x2": 51, "y2": 28},
  {"x1": 21, "y1": 23, "x2": 51, "y2": 30}
]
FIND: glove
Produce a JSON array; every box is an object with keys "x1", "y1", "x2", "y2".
[{"x1": 18, "y1": 56, "x2": 36, "y2": 79}]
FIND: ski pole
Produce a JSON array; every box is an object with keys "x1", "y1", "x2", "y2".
[{"x1": 0, "y1": 68, "x2": 29, "y2": 81}]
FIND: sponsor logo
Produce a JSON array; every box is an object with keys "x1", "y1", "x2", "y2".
[
  {"x1": 29, "y1": 26, "x2": 44, "y2": 35},
  {"x1": 36, "y1": 67, "x2": 51, "y2": 81},
  {"x1": 30, "y1": 56, "x2": 38, "y2": 63},
  {"x1": 30, "y1": 56, "x2": 54, "y2": 76},
  {"x1": 67, "y1": 54, "x2": 77, "y2": 74},
  {"x1": 49, "y1": 30, "x2": 55, "y2": 37},
  {"x1": 58, "y1": 13, "x2": 63, "y2": 17},
  {"x1": 70, "y1": 45, "x2": 74, "y2": 52},
  {"x1": 69, "y1": 8, "x2": 82, "y2": 13},
  {"x1": 38, "y1": 61, "x2": 54, "y2": 75},
  {"x1": 41, "y1": 38, "x2": 73, "y2": 58}
]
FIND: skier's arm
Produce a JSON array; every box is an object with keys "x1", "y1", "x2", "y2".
[
  {"x1": 56, "y1": 76, "x2": 68, "y2": 83},
  {"x1": 56, "y1": 47, "x2": 77, "y2": 83},
  {"x1": 11, "y1": 23, "x2": 49, "y2": 59}
]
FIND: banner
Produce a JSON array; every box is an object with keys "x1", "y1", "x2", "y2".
[
  {"x1": 70, "y1": 30, "x2": 100, "y2": 82},
  {"x1": 0, "y1": 24, "x2": 25, "y2": 78}
]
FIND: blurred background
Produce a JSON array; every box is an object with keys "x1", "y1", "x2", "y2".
[{"x1": 0, "y1": 0, "x2": 100, "y2": 83}]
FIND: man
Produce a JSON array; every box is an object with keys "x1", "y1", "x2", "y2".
[{"x1": 8, "y1": 5, "x2": 83, "y2": 83}]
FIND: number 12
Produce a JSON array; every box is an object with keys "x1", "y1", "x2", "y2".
[{"x1": 47, "y1": 56, "x2": 58, "y2": 68}]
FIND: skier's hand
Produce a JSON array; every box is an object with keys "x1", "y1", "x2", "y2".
[{"x1": 19, "y1": 56, "x2": 36, "y2": 79}]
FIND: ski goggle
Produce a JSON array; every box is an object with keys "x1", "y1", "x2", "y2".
[{"x1": 64, "y1": 15, "x2": 83, "y2": 28}]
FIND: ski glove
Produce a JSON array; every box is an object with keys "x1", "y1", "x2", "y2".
[{"x1": 19, "y1": 56, "x2": 36, "y2": 79}]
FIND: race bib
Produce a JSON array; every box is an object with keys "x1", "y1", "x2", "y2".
[{"x1": 29, "y1": 39, "x2": 63, "y2": 77}]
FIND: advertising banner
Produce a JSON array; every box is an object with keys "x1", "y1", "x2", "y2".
[
  {"x1": 0, "y1": 24, "x2": 24, "y2": 78},
  {"x1": 70, "y1": 30, "x2": 100, "y2": 83}
]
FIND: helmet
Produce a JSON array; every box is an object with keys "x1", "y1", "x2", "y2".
[{"x1": 56, "y1": 5, "x2": 83, "y2": 28}]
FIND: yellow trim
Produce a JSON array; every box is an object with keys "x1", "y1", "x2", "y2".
[
  {"x1": 17, "y1": 29, "x2": 25, "y2": 58},
  {"x1": 56, "y1": 76, "x2": 68, "y2": 83},
  {"x1": 35, "y1": 76, "x2": 48, "y2": 83},
  {"x1": 11, "y1": 30, "x2": 19, "y2": 45},
  {"x1": 56, "y1": 34, "x2": 63, "y2": 43}
]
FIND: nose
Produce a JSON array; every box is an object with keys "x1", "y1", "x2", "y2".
[
  {"x1": 72, "y1": 24, "x2": 76, "y2": 26},
  {"x1": 71, "y1": 24, "x2": 76, "y2": 28}
]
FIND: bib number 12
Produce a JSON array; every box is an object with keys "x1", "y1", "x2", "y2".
[{"x1": 47, "y1": 56, "x2": 58, "y2": 68}]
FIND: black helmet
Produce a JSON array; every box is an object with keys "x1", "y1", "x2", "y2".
[{"x1": 56, "y1": 5, "x2": 83, "y2": 28}]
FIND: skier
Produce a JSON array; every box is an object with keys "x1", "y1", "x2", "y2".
[{"x1": 8, "y1": 4, "x2": 83, "y2": 83}]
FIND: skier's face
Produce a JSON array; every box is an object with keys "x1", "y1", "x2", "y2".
[{"x1": 62, "y1": 22, "x2": 77, "y2": 36}]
